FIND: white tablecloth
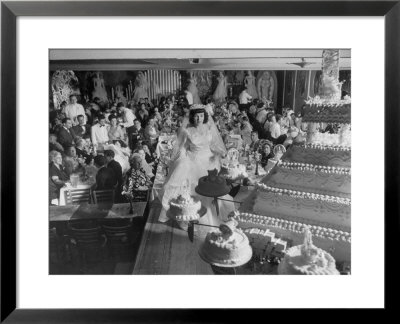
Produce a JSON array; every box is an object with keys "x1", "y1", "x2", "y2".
[
  {"x1": 59, "y1": 183, "x2": 94, "y2": 206},
  {"x1": 155, "y1": 134, "x2": 177, "y2": 158}
]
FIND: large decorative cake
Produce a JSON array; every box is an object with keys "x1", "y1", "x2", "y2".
[
  {"x1": 282, "y1": 143, "x2": 351, "y2": 168},
  {"x1": 198, "y1": 219, "x2": 253, "y2": 267},
  {"x1": 237, "y1": 86, "x2": 351, "y2": 265},
  {"x1": 195, "y1": 169, "x2": 231, "y2": 197},
  {"x1": 302, "y1": 100, "x2": 351, "y2": 124},
  {"x1": 234, "y1": 212, "x2": 350, "y2": 263},
  {"x1": 264, "y1": 162, "x2": 351, "y2": 198},
  {"x1": 168, "y1": 191, "x2": 203, "y2": 222},
  {"x1": 277, "y1": 227, "x2": 340, "y2": 275},
  {"x1": 251, "y1": 182, "x2": 351, "y2": 230}
]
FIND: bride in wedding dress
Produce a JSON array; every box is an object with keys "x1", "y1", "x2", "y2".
[{"x1": 159, "y1": 105, "x2": 235, "y2": 229}]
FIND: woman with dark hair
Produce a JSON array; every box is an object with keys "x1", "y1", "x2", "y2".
[
  {"x1": 136, "y1": 103, "x2": 149, "y2": 128},
  {"x1": 160, "y1": 105, "x2": 230, "y2": 227},
  {"x1": 108, "y1": 114, "x2": 128, "y2": 147},
  {"x1": 158, "y1": 97, "x2": 166, "y2": 111},
  {"x1": 259, "y1": 140, "x2": 275, "y2": 168}
]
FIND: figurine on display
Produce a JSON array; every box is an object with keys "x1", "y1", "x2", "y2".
[
  {"x1": 187, "y1": 72, "x2": 202, "y2": 104},
  {"x1": 212, "y1": 71, "x2": 228, "y2": 104},
  {"x1": 257, "y1": 71, "x2": 275, "y2": 103},
  {"x1": 91, "y1": 72, "x2": 109, "y2": 104},
  {"x1": 133, "y1": 71, "x2": 149, "y2": 104},
  {"x1": 51, "y1": 70, "x2": 81, "y2": 110},
  {"x1": 244, "y1": 70, "x2": 258, "y2": 99},
  {"x1": 115, "y1": 84, "x2": 127, "y2": 106}
]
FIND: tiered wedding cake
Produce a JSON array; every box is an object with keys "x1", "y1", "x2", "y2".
[{"x1": 236, "y1": 95, "x2": 351, "y2": 265}]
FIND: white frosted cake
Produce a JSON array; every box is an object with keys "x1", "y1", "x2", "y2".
[
  {"x1": 265, "y1": 164, "x2": 351, "y2": 198},
  {"x1": 278, "y1": 227, "x2": 340, "y2": 275},
  {"x1": 168, "y1": 192, "x2": 202, "y2": 221},
  {"x1": 234, "y1": 212, "x2": 351, "y2": 263},
  {"x1": 283, "y1": 144, "x2": 351, "y2": 168},
  {"x1": 199, "y1": 219, "x2": 252, "y2": 267},
  {"x1": 251, "y1": 184, "x2": 351, "y2": 231},
  {"x1": 219, "y1": 162, "x2": 248, "y2": 180}
]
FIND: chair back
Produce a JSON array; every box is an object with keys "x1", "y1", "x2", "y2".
[
  {"x1": 67, "y1": 221, "x2": 106, "y2": 268},
  {"x1": 92, "y1": 189, "x2": 115, "y2": 204},
  {"x1": 49, "y1": 228, "x2": 61, "y2": 264},
  {"x1": 131, "y1": 189, "x2": 149, "y2": 202},
  {"x1": 68, "y1": 221, "x2": 105, "y2": 249},
  {"x1": 101, "y1": 220, "x2": 135, "y2": 257},
  {"x1": 64, "y1": 188, "x2": 91, "y2": 205}
]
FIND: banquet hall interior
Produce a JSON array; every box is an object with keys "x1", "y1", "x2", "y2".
[{"x1": 49, "y1": 49, "x2": 351, "y2": 275}]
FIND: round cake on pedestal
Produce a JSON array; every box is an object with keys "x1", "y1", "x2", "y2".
[
  {"x1": 167, "y1": 192, "x2": 205, "y2": 222},
  {"x1": 198, "y1": 219, "x2": 253, "y2": 267}
]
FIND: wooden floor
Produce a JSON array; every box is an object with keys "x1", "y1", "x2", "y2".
[{"x1": 133, "y1": 200, "x2": 214, "y2": 274}]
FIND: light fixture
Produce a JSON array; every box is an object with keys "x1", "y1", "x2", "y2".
[{"x1": 287, "y1": 58, "x2": 315, "y2": 68}]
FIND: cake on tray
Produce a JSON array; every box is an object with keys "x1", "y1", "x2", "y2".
[
  {"x1": 277, "y1": 227, "x2": 340, "y2": 275},
  {"x1": 195, "y1": 169, "x2": 231, "y2": 197},
  {"x1": 263, "y1": 163, "x2": 351, "y2": 198},
  {"x1": 282, "y1": 144, "x2": 351, "y2": 168},
  {"x1": 219, "y1": 162, "x2": 248, "y2": 181},
  {"x1": 234, "y1": 93, "x2": 351, "y2": 265},
  {"x1": 251, "y1": 183, "x2": 351, "y2": 231},
  {"x1": 234, "y1": 212, "x2": 350, "y2": 263},
  {"x1": 198, "y1": 219, "x2": 253, "y2": 267}
]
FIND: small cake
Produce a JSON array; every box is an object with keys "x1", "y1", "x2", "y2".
[
  {"x1": 168, "y1": 192, "x2": 202, "y2": 221},
  {"x1": 219, "y1": 162, "x2": 248, "y2": 180},
  {"x1": 278, "y1": 227, "x2": 340, "y2": 275},
  {"x1": 198, "y1": 219, "x2": 253, "y2": 267},
  {"x1": 195, "y1": 169, "x2": 231, "y2": 197}
]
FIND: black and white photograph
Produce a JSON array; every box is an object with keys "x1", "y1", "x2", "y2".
[{"x1": 48, "y1": 49, "x2": 351, "y2": 275}]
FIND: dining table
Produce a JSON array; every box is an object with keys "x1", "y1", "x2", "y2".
[{"x1": 49, "y1": 202, "x2": 148, "y2": 222}]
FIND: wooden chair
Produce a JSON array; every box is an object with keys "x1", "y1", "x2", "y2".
[
  {"x1": 64, "y1": 188, "x2": 91, "y2": 205},
  {"x1": 130, "y1": 189, "x2": 150, "y2": 202},
  {"x1": 101, "y1": 219, "x2": 136, "y2": 260},
  {"x1": 68, "y1": 221, "x2": 107, "y2": 271},
  {"x1": 92, "y1": 189, "x2": 115, "y2": 204},
  {"x1": 49, "y1": 228, "x2": 62, "y2": 265}
]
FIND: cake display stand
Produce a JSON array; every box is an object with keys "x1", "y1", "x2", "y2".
[
  {"x1": 194, "y1": 186, "x2": 231, "y2": 217},
  {"x1": 198, "y1": 245, "x2": 252, "y2": 275}
]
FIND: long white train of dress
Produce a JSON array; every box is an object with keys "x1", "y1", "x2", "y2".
[{"x1": 158, "y1": 126, "x2": 235, "y2": 229}]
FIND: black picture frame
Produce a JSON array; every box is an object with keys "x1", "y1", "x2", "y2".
[{"x1": 1, "y1": 0, "x2": 398, "y2": 322}]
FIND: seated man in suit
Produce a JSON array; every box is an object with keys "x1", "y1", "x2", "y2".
[
  {"x1": 72, "y1": 114, "x2": 91, "y2": 140},
  {"x1": 94, "y1": 155, "x2": 117, "y2": 191},
  {"x1": 57, "y1": 117, "x2": 76, "y2": 150},
  {"x1": 104, "y1": 149, "x2": 123, "y2": 202},
  {"x1": 130, "y1": 119, "x2": 145, "y2": 151}
]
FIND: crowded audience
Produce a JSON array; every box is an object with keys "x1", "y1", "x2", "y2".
[{"x1": 49, "y1": 86, "x2": 308, "y2": 206}]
